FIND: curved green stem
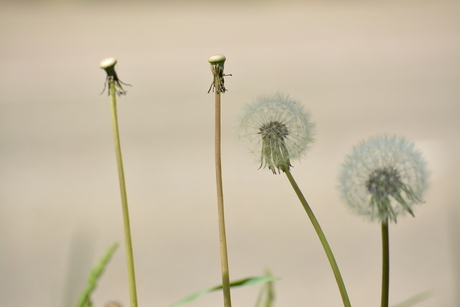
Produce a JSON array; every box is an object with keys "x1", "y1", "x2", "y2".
[
  {"x1": 381, "y1": 220, "x2": 390, "y2": 307},
  {"x1": 284, "y1": 169, "x2": 351, "y2": 307},
  {"x1": 109, "y1": 81, "x2": 138, "y2": 307}
]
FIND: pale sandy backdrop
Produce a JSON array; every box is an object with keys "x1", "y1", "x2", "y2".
[{"x1": 0, "y1": 1, "x2": 459, "y2": 306}]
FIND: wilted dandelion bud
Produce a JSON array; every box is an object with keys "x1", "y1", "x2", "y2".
[
  {"x1": 236, "y1": 93, "x2": 315, "y2": 174},
  {"x1": 99, "y1": 57, "x2": 131, "y2": 96},
  {"x1": 208, "y1": 54, "x2": 231, "y2": 94},
  {"x1": 338, "y1": 135, "x2": 429, "y2": 223}
]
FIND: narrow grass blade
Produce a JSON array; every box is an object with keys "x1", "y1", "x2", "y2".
[
  {"x1": 169, "y1": 276, "x2": 279, "y2": 307},
  {"x1": 391, "y1": 290, "x2": 434, "y2": 307},
  {"x1": 254, "y1": 270, "x2": 275, "y2": 307},
  {"x1": 77, "y1": 243, "x2": 119, "y2": 307}
]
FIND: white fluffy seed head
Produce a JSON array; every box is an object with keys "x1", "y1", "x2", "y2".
[
  {"x1": 236, "y1": 92, "x2": 316, "y2": 174},
  {"x1": 338, "y1": 134, "x2": 429, "y2": 223}
]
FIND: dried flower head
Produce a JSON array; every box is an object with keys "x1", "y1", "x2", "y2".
[
  {"x1": 236, "y1": 93, "x2": 315, "y2": 174},
  {"x1": 99, "y1": 57, "x2": 131, "y2": 96},
  {"x1": 207, "y1": 54, "x2": 231, "y2": 94},
  {"x1": 338, "y1": 135, "x2": 429, "y2": 223}
]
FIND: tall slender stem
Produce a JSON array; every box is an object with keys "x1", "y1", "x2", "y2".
[
  {"x1": 381, "y1": 220, "x2": 390, "y2": 307},
  {"x1": 109, "y1": 81, "x2": 138, "y2": 307},
  {"x1": 214, "y1": 85, "x2": 232, "y2": 307},
  {"x1": 284, "y1": 168, "x2": 351, "y2": 307}
]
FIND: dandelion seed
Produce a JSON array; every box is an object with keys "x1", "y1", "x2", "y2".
[
  {"x1": 338, "y1": 135, "x2": 429, "y2": 223},
  {"x1": 236, "y1": 93, "x2": 315, "y2": 174}
]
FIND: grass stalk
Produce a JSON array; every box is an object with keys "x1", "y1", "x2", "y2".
[
  {"x1": 108, "y1": 80, "x2": 139, "y2": 307},
  {"x1": 284, "y1": 168, "x2": 351, "y2": 307}
]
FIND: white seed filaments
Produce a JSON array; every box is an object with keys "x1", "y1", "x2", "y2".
[
  {"x1": 99, "y1": 57, "x2": 131, "y2": 96},
  {"x1": 259, "y1": 121, "x2": 291, "y2": 173},
  {"x1": 237, "y1": 93, "x2": 315, "y2": 174},
  {"x1": 338, "y1": 135, "x2": 429, "y2": 223}
]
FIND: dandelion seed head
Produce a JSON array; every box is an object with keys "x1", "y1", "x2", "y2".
[
  {"x1": 236, "y1": 93, "x2": 315, "y2": 174},
  {"x1": 365, "y1": 167, "x2": 401, "y2": 198},
  {"x1": 338, "y1": 134, "x2": 429, "y2": 223}
]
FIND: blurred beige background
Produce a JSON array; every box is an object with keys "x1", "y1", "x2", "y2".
[{"x1": 0, "y1": 1, "x2": 458, "y2": 306}]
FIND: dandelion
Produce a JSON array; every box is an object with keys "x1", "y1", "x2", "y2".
[
  {"x1": 236, "y1": 93, "x2": 315, "y2": 174},
  {"x1": 338, "y1": 134, "x2": 429, "y2": 307},
  {"x1": 338, "y1": 134, "x2": 429, "y2": 224},
  {"x1": 99, "y1": 57, "x2": 138, "y2": 307},
  {"x1": 208, "y1": 54, "x2": 233, "y2": 307},
  {"x1": 236, "y1": 94, "x2": 351, "y2": 307}
]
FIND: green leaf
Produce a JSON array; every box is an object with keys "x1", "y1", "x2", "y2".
[
  {"x1": 391, "y1": 290, "x2": 434, "y2": 307},
  {"x1": 77, "y1": 243, "x2": 119, "y2": 307},
  {"x1": 169, "y1": 276, "x2": 280, "y2": 307},
  {"x1": 254, "y1": 270, "x2": 276, "y2": 307}
]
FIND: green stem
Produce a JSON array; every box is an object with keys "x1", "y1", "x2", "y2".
[
  {"x1": 381, "y1": 220, "x2": 390, "y2": 307},
  {"x1": 284, "y1": 169, "x2": 351, "y2": 307},
  {"x1": 109, "y1": 81, "x2": 138, "y2": 307},
  {"x1": 214, "y1": 85, "x2": 232, "y2": 307}
]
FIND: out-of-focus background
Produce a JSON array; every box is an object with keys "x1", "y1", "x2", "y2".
[{"x1": 1, "y1": 1, "x2": 458, "y2": 306}]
